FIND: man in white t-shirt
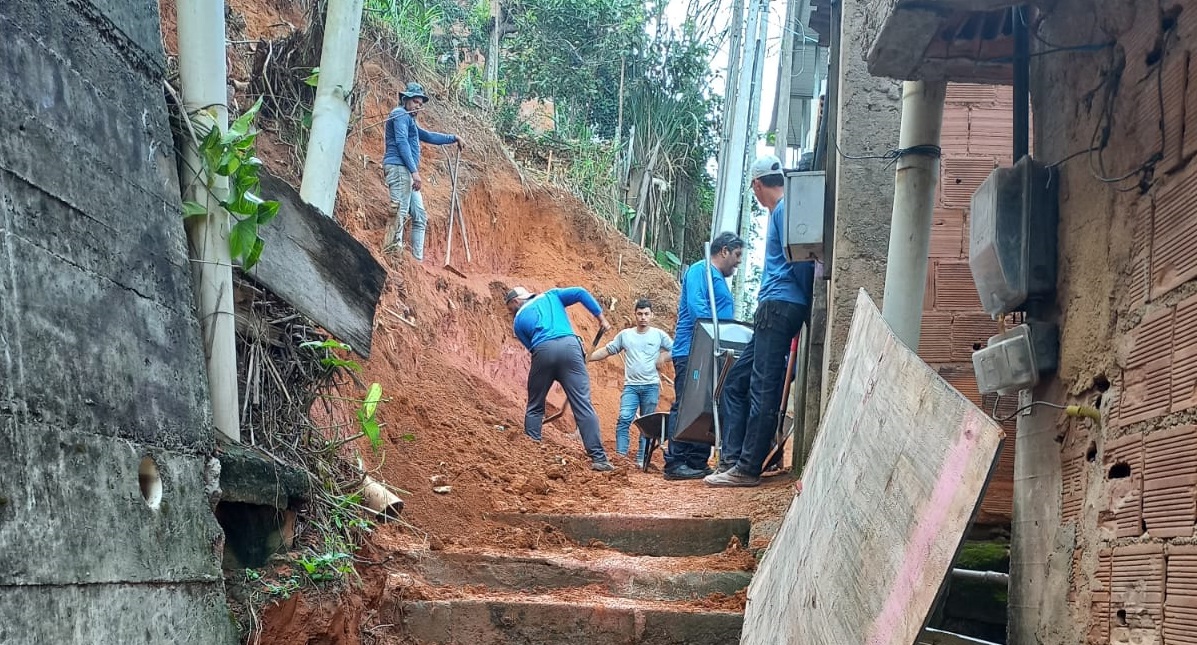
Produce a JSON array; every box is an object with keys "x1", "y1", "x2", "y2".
[{"x1": 588, "y1": 299, "x2": 673, "y2": 465}]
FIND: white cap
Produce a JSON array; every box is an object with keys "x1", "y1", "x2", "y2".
[{"x1": 749, "y1": 155, "x2": 784, "y2": 181}]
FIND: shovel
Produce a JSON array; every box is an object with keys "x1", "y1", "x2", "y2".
[
  {"x1": 443, "y1": 147, "x2": 469, "y2": 278},
  {"x1": 544, "y1": 327, "x2": 607, "y2": 424}
]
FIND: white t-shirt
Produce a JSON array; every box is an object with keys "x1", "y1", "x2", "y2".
[{"x1": 605, "y1": 327, "x2": 673, "y2": 385}]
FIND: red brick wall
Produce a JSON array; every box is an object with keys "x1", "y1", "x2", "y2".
[{"x1": 916, "y1": 83, "x2": 1023, "y2": 526}]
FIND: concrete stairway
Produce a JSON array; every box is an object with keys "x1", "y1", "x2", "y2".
[{"x1": 383, "y1": 513, "x2": 754, "y2": 645}]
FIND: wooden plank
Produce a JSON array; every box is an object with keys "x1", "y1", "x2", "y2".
[
  {"x1": 741, "y1": 290, "x2": 1004, "y2": 645},
  {"x1": 249, "y1": 171, "x2": 386, "y2": 357}
]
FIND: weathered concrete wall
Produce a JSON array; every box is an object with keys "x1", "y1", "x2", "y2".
[
  {"x1": 823, "y1": 0, "x2": 901, "y2": 400},
  {"x1": 0, "y1": 1, "x2": 236, "y2": 643},
  {"x1": 1013, "y1": 0, "x2": 1197, "y2": 643}
]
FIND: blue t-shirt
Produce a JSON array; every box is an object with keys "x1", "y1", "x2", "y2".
[
  {"x1": 513, "y1": 287, "x2": 603, "y2": 350},
  {"x1": 672, "y1": 261, "x2": 735, "y2": 360},
  {"x1": 382, "y1": 108, "x2": 458, "y2": 172},
  {"x1": 757, "y1": 198, "x2": 815, "y2": 306}
]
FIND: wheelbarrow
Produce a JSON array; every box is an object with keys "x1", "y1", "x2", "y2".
[{"x1": 632, "y1": 411, "x2": 670, "y2": 472}]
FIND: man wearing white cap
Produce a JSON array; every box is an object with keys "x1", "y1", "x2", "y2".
[
  {"x1": 705, "y1": 155, "x2": 816, "y2": 487},
  {"x1": 505, "y1": 286, "x2": 616, "y2": 471}
]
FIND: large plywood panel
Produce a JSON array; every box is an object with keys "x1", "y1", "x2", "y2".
[{"x1": 741, "y1": 290, "x2": 1004, "y2": 645}]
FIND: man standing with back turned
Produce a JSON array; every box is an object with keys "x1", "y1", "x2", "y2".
[
  {"x1": 705, "y1": 156, "x2": 814, "y2": 487},
  {"x1": 662, "y1": 231, "x2": 744, "y2": 481},
  {"x1": 382, "y1": 81, "x2": 464, "y2": 259},
  {"x1": 506, "y1": 285, "x2": 616, "y2": 471}
]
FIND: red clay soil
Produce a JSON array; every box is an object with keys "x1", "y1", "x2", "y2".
[{"x1": 160, "y1": 2, "x2": 796, "y2": 643}]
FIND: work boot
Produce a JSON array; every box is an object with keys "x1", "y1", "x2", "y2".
[
  {"x1": 704, "y1": 466, "x2": 761, "y2": 488},
  {"x1": 663, "y1": 465, "x2": 707, "y2": 481},
  {"x1": 591, "y1": 460, "x2": 616, "y2": 472},
  {"x1": 714, "y1": 462, "x2": 734, "y2": 475}
]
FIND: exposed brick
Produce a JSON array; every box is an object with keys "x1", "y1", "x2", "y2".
[
  {"x1": 1165, "y1": 544, "x2": 1197, "y2": 644},
  {"x1": 1143, "y1": 425, "x2": 1197, "y2": 538},
  {"x1": 1120, "y1": 306, "x2": 1175, "y2": 425},
  {"x1": 924, "y1": 261, "x2": 937, "y2": 312},
  {"x1": 940, "y1": 108, "x2": 970, "y2": 156},
  {"x1": 1111, "y1": 544, "x2": 1165, "y2": 634},
  {"x1": 941, "y1": 155, "x2": 999, "y2": 209},
  {"x1": 941, "y1": 365, "x2": 983, "y2": 409},
  {"x1": 929, "y1": 209, "x2": 966, "y2": 258},
  {"x1": 1185, "y1": 48, "x2": 1197, "y2": 160},
  {"x1": 1173, "y1": 294, "x2": 1197, "y2": 412},
  {"x1": 1151, "y1": 165, "x2": 1197, "y2": 298},
  {"x1": 934, "y1": 261, "x2": 985, "y2": 311},
  {"x1": 916, "y1": 312, "x2": 954, "y2": 363},
  {"x1": 1061, "y1": 423, "x2": 1088, "y2": 524},
  {"x1": 1162, "y1": 49, "x2": 1189, "y2": 173},
  {"x1": 968, "y1": 107, "x2": 1015, "y2": 163},
  {"x1": 951, "y1": 313, "x2": 1001, "y2": 362},
  {"x1": 1128, "y1": 195, "x2": 1154, "y2": 309},
  {"x1": 1103, "y1": 434, "x2": 1144, "y2": 539},
  {"x1": 1089, "y1": 549, "x2": 1113, "y2": 644},
  {"x1": 946, "y1": 83, "x2": 999, "y2": 105}
]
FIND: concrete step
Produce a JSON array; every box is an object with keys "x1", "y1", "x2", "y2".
[
  {"x1": 489, "y1": 513, "x2": 751, "y2": 556},
  {"x1": 390, "y1": 595, "x2": 742, "y2": 645},
  {"x1": 405, "y1": 550, "x2": 752, "y2": 601}
]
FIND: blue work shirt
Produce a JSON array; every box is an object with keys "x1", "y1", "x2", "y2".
[
  {"x1": 757, "y1": 198, "x2": 815, "y2": 306},
  {"x1": 672, "y1": 261, "x2": 735, "y2": 360},
  {"x1": 513, "y1": 287, "x2": 603, "y2": 350},
  {"x1": 382, "y1": 108, "x2": 457, "y2": 172}
]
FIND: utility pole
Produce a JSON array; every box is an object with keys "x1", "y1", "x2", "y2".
[
  {"x1": 773, "y1": 0, "x2": 799, "y2": 161},
  {"x1": 714, "y1": 0, "x2": 770, "y2": 236},
  {"x1": 711, "y1": 0, "x2": 745, "y2": 240}
]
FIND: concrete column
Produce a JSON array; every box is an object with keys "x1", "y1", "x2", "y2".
[{"x1": 821, "y1": 0, "x2": 902, "y2": 400}]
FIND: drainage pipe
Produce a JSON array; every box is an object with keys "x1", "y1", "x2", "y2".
[
  {"x1": 361, "y1": 476, "x2": 404, "y2": 520},
  {"x1": 951, "y1": 568, "x2": 1009, "y2": 585},
  {"x1": 300, "y1": 0, "x2": 365, "y2": 217},
  {"x1": 177, "y1": 0, "x2": 240, "y2": 442},
  {"x1": 879, "y1": 80, "x2": 946, "y2": 348}
]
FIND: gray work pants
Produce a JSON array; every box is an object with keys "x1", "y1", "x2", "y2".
[{"x1": 525, "y1": 336, "x2": 608, "y2": 463}]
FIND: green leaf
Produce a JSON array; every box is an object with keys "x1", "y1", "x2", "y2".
[
  {"x1": 229, "y1": 97, "x2": 264, "y2": 139},
  {"x1": 181, "y1": 201, "x2": 208, "y2": 218},
  {"x1": 229, "y1": 218, "x2": 258, "y2": 263},
  {"x1": 664, "y1": 250, "x2": 681, "y2": 266},
  {"x1": 304, "y1": 67, "x2": 321, "y2": 87},
  {"x1": 243, "y1": 237, "x2": 265, "y2": 271},
  {"x1": 364, "y1": 382, "x2": 383, "y2": 419},
  {"x1": 399, "y1": 433, "x2": 416, "y2": 442},
  {"x1": 362, "y1": 418, "x2": 381, "y2": 452},
  {"x1": 257, "y1": 200, "x2": 280, "y2": 225}
]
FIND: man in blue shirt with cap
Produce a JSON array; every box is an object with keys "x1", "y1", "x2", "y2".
[
  {"x1": 506, "y1": 285, "x2": 616, "y2": 471},
  {"x1": 382, "y1": 81, "x2": 465, "y2": 260},
  {"x1": 705, "y1": 155, "x2": 815, "y2": 487},
  {"x1": 662, "y1": 231, "x2": 744, "y2": 480}
]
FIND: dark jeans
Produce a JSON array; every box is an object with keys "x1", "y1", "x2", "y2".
[
  {"x1": 664, "y1": 356, "x2": 712, "y2": 472},
  {"x1": 525, "y1": 336, "x2": 608, "y2": 462},
  {"x1": 719, "y1": 300, "x2": 808, "y2": 477}
]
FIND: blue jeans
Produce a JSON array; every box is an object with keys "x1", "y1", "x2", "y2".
[
  {"x1": 719, "y1": 300, "x2": 808, "y2": 477},
  {"x1": 664, "y1": 356, "x2": 712, "y2": 472},
  {"x1": 616, "y1": 383, "x2": 660, "y2": 456}
]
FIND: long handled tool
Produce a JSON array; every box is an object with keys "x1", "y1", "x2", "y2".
[
  {"x1": 544, "y1": 327, "x2": 607, "y2": 424},
  {"x1": 762, "y1": 333, "x2": 802, "y2": 475},
  {"x1": 443, "y1": 147, "x2": 470, "y2": 277}
]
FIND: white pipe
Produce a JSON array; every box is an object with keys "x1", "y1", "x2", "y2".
[
  {"x1": 711, "y1": 0, "x2": 745, "y2": 240},
  {"x1": 880, "y1": 80, "x2": 946, "y2": 349},
  {"x1": 177, "y1": 0, "x2": 240, "y2": 443},
  {"x1": 361, "y1": 475, "x2": 404, "y2": 520},
  {"x1": 299, "y1": 0, "x2": 364, "y2": 217}
]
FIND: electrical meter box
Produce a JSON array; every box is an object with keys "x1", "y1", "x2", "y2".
[
  {"x1": 969, "y1": 156, "x2": 1058, "y2": 317},
  {"x1": 783, "y1": 170, "x2": 825, "y2": 263},
  {"x1": 973, "y1": 325, "x2": 1039, "y2": 395}
]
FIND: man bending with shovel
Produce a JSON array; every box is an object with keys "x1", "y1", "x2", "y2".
[{"x1": 506, "y1": 286, "x2": 616, "y2": 472}]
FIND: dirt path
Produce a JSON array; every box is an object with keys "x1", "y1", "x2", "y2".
[{"x1": 159, "y1": 2, "x2": 800, "y2": 642}]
